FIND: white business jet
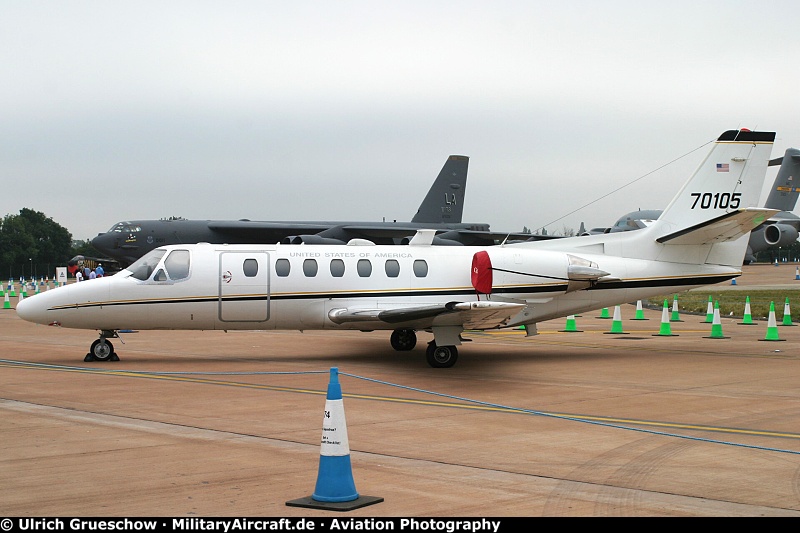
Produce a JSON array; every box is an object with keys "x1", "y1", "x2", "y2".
[{"x1": 17, "y1": 130, "x2": 778, "y2": 368}]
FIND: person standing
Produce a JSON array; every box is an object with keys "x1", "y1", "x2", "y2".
[
  {"x1": 75, "y1": 270, "x2": 83, "y2": 282},
  {"x1": 95, "y1": 264, "x2": 104, "y2": 277}
]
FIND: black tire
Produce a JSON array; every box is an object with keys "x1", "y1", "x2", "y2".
[
  {"x1": 390, "y1": 329, "x2": 417, "y2": 351},
  {"x1": 90, "y1": 339, "x2": 115, "y2": 362},
  {"x1": 425, "y1": 343, "x2": 458, "y2": 368}
]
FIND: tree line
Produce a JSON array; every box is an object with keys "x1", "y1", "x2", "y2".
[{"x1": 0, "y1": 208, "x2": 99, "y2": 281}]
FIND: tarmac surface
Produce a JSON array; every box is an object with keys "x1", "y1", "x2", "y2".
[{"x1": 2, "y1": 263, "x2": 800, "y2": 517}]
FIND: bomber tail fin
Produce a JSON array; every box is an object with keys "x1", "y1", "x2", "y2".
[{"x1": 411, "y1": 155, "x2": 469, "y2": 224}]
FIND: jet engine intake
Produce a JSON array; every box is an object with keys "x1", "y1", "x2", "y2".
[{"x1": 763, "y1": 224, "x2": 799, "y2": 247}]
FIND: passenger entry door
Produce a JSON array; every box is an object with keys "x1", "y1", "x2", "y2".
[{"x1": 219, "y1": 251, "x2": 270, "y2": 322}]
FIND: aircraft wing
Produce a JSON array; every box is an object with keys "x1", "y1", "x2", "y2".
[
  {"x1": 208, "y1": 221, "x2": 333, "y2": 233},
  {"x1": 328, "y1": 301, "x2": 525, "y2": 329},
  {"x1": 657, "y1": 208, "x2": 779, "y2": 245}
]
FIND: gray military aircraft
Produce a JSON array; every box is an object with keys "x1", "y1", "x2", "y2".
[
  {"x1": 579, "y1": 148, "x2": 800, "y2": 263},
  {"x1": 92, "y1": 155, "x2": 538, "y2": 267}
]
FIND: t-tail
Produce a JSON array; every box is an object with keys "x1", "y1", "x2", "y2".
[
  {"x1": 636, "y1": 129, "x2": 777, "y2": 267},
  {"x1": 763, "y1": 147, "x2": 800, "y2": 212},
  {"x1": 411, "y1": 155, "x2": 469, "y2": 224}
]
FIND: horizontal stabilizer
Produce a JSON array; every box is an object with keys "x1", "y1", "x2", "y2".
[
  {"x1": 328, "y1": 301, "x2": 524, "y2": 330},
  {"x1": 656, "y1": 208, "x2": 778, "y2": 245}
]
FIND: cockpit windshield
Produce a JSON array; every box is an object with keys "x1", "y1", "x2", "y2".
[
  {"x1": 108, "y1": 222, "x2": 142, "y2": 233},
  {"x1": 124, "y1": 249, "x2": 191, "y2": 282},
  {"x1": 126, "y1": 249, "x2": 167, "y2": 281}
]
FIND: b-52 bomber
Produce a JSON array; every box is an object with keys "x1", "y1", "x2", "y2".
[{"x1": 92, "y1": 156, "x2": 540, "y2": 267}]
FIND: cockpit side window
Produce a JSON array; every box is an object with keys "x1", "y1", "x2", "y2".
[
  {"x1": 127, "y1": 249, "x2": 167, "y2": 281},
  {"x1": 164, "y1": 250, "x2": 190, "y2": 280}
]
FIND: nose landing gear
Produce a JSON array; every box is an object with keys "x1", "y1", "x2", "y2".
[{"x1": 85, "y1": 330, "x2": 121, "y2": 362}]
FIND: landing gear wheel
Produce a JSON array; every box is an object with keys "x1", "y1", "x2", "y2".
[
  {"x1": 89, "y1": 339, "x2": 115, "y2": 362},
  {"x1": 390, "y1": 329, "x2": 417, "y2": 351},
  {"x1": 425, "y1": 343, "x2": 458, "y2": 368}
]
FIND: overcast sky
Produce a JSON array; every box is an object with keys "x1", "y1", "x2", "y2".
[{"x1": 2, "y1": 1, "x2": 799, "y2": 241}]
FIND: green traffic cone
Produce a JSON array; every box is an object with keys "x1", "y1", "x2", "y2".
[
  {"x1": 703, "y1": 295, "x2": 714, "y2": 323},
  {"x1": 704, "y1": 301, "x2": 728, "y2": 339},
  {"x1": 760, "y1": 301, "x2": 784, "y2": 342},
  {"x1": 670, "y1": 294, "x2": 683, "y2": 322},
  {"x1": 597, "y1": 307, "x2": 611, "y2": 319},
  {"x1": 3, "y1": 292, "x2": 10, "y2": 309},
  {"x1": 604, "y1": 305, "x2": 628, "y2": 335},
  {"x1": 781, "y1": 297, "x2": 795, "y2": 326},
  {"x1": 653, "y1": 299, "x2": 677, "y2": 336},
  {"x1": 739, "y1": 296, "x2": 756, "y2": 325},
  {"x1": 560, "y1": 315, "x2": 582, "y2": 332},
  {"x1": 631, "y1": 300, "x2": 647, "y2": 320}
]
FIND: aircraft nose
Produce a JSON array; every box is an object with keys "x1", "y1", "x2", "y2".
[{"x1": 15, "y1": 293, "x2": 48, "y2": 325}]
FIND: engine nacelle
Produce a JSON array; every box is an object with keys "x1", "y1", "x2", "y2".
[
  {"x1": 763, "y1": 224, "x2": 799, "y2": 247},
  {"x1": 281, "y1": 235, "x2": 348, "y2": 245},
  {"x1": 398, "y1": 236, "x2": 464, "y2": 246}
]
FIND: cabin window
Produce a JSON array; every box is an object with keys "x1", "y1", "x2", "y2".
[
  {"x1": 303, "y1": 259, "x2": 318, "y2": 277},
  {"x1": 357, "y1": 259, "x2": 372, "y2": 277},
  {"x1": 153, "y1": 269, "x2": 167, "y2": 282},
  {"x1": 128, "y1": 249, "x2": 166, "y2": 281},
  {"x1": 275, "y1": 258, "x2": 290, "y2": 277},
  {"x1": 164, "y1": 250, "x2": 190, "y2": 280},
  {"x1": 242, "y1": 258, "x2": 258, "y2": 277},
  {"x1": 385, "y1": 259, "x2": 400, "y2": 277},
  {"x1": 413, "y1": 259, "x2": 428, "y2": 278},
  {"x1": 330, "y1": 259, "x2": 345, "y2": 277}
]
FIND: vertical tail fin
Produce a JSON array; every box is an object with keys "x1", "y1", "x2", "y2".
[
  {"x1": 763, "y1": 148, "x2": 800, "y2": 212},
  {"x1": 411, "y1": 155, "x2": 469, "y2": 224},
  {"x1": 652, "y1": 130, "x2": 775, "y2": 237}
]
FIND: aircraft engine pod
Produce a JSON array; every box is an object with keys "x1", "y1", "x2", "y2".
[
  {"x1": 763, "y1": 223, "x2": 799, "y2": 247},
  {"x1": 399, "y1": 236, "x2": 463, "y2": 246},
  {"x1": 282, "y1": 235, "x2": 348, "y2": 245}
]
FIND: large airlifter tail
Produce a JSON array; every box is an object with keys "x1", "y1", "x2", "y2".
[{"x1": 764, "y1": 148, "x2": 800, "y2": 212}]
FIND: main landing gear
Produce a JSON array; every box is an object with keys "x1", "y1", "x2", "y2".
[
  {"x1": 85, "y1": 330, "x2": 120, "y2": 362},
  {"x1": 390, "y1": 328, "x2": 459, "y2": 368},
  {"x1": 425, "y1": 342, "x2": 458, "y2": 368}
]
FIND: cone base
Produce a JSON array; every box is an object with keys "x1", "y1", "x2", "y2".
[
  {"x1": 758, "y1": 338, "x2": 786, "y2": 342},
  {"x1": 652, "y1": 333, "x2": 678, "y2": 337},
  {"x1": 603, "y1": 332, "x2": 629, "y2": 335},
  {"x1": 559, "y1": 329, "x2": 583, "y2": 333},
  {"x1": 703, "y1": 336, "x2": 730, "y2": 339},
  {"x1": 286, "y1": 494, "x2": 384, "y2": 511}
]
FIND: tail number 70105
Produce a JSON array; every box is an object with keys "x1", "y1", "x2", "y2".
[{"x1": 690, "y1": 192, "x2": 741, "y2": 209}]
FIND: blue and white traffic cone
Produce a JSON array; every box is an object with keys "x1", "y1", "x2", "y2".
[
  {"x1": 312, "y1": 368, "x2": 358, "y2": 503},
  {"x1": 287, "y1": 368, "x2": 383, "y2": 510}
]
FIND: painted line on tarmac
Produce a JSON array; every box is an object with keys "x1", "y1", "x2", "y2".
[{"x1": 2, "y1": 358, "x2": 800, "y2": 444}]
